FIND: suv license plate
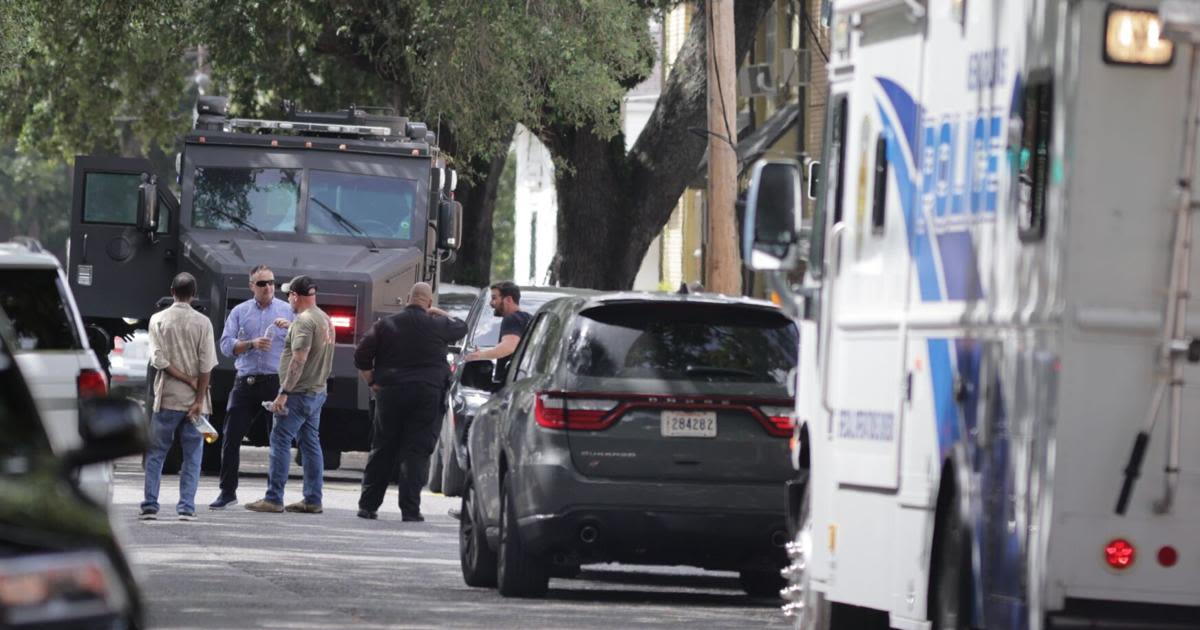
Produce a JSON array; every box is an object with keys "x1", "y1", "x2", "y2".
[{"x1": 661, "y1": 410, "x2": 717, "y2": 438}]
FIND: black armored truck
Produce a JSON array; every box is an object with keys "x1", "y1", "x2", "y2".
[{"x1": 66, "y1": 96, "x2": 462, "y2": 470}]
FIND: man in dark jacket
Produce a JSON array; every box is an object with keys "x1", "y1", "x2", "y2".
[{"x1": 354, "y1": 282, "x2": 467, "y2": 521}]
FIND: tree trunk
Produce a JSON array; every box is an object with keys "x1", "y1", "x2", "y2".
[{"x1": 545, "y1": 0, "x2": 774, "y2": 290}]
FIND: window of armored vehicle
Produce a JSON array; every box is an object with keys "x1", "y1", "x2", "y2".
[
  {"x1": 0, "y1": 270, "x2": 82, "y2": 350},
  {"x1": 82, "y1": 172, "x2": 169, "y2": 231},
  {"x1": 307, "y1": 171, "x2": 418, "y2": 240},
  {"x1": 871, "y1": 133, "x2": 889, "y2": 233},
  {"x1": 564, "y1": 302, "x2": 798, "y2": 386},
  {"x1": 191, "y1": 167, "x2": 300, "y2": 233},
  {"x1": 1017, "y1": 72, "x2": 1052, "y2": 242}
]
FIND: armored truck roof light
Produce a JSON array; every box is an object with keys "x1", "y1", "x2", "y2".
[
  {"x1": 1104, "y1": 6, "x2": 1174, "y2": 66},
  {"x1": 225, "y1": 118, "x2": 395, "y2": 137}
]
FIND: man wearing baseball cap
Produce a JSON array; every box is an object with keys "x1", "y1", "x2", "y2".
[{"x1": 246, "y1": 275, "x2": 336, "y2": 514}]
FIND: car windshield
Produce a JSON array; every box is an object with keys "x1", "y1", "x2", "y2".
[
  {"x1": 0, "y1": 270, "x2": 82, "y2": 350},
  {"x1": 191, "y1": 167, "x2": 301, "y2": 233},
  {"x1": 470, "y1": 293, "x2": 561, "y2": 348},
  {"x1": 308, "y1": 170, "x2": 418, "y2": 240},
  {"x1": 564, "y1": 302, "x2": 797, "y2": 385},
  {"x1": 437, "y1": 293, "x2": 476, "y2": 324}
]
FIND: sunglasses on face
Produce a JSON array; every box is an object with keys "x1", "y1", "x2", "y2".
[{"x1": 254, "y1": 280, "x2": 276, "y2": 288}]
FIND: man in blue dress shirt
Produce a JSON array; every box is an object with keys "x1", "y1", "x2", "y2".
[{"x1": 209, "y1": 265, "x2": 294, "y2": 509}]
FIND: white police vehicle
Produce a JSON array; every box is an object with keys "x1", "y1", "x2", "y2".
[{"x1": 744, "y1": 1, "x2": 1200, "y2": 628}]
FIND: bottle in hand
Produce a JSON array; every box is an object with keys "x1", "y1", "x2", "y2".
[{"x1": 191, "y1": 415, "x2": 219, "y2": 444}]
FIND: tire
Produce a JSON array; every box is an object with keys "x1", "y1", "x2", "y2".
[
  {"x1": 496, "y1": 476, "x2": 548, "y2": 597},
  {"x1": 427, "y1": 446, "x2": 444, "y2": 493},
  {"x1": 782, "y1": 470, "x2": 833, "y2": 629},
  {"x1": 459, "y1": 479, "x2": 498, "y2": 587},
  {"x1": 739, "y1": 568, "x2": 785, "y2": 598},
  {"x1": 442, "y1": 442, "x2": 467, "y2": 497},
  {"x1": 930, "y1": 483, "x2": 972, "y2": 630}
]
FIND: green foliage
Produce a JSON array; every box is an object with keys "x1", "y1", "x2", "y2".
[
  {"x1": 0, "y1": 144, "x2": 71, "y2": 259},
  {"x1": 490, "y1": 149, "x2": 518, "y2": 283}
]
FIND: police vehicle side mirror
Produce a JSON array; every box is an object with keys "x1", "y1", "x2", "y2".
[
  {"x1": 66, "y1": 397, "x2": 147, "y2": 468},
  {"x1": 460, "y1": 359, "x2": 501, "y2": 393},
  {"x1": 743, "y1": 159, "x2": 803, "y2": 272},
  {"x1": 437, "y1": 200, "x2": 463, "y2": 251},
  {"x1": 136, "y1": 174, "x2": 159, "y2": 234}
]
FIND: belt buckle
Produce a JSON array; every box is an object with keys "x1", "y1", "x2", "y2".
[{"x1": 246, "y1": 375, "x2": 258, "y2": 385}]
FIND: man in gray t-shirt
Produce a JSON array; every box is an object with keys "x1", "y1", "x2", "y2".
[{"x1": 246, "y1": 275, "x2": 335, "y2": 514}]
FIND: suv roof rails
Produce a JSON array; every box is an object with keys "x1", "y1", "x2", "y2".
[{"x1": 10, "y1": 236, "x2": 44, "y2": 253}]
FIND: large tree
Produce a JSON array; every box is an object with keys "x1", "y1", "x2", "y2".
[{"x1": 0, "y1": 0, "x2": 774, "y2": 289}]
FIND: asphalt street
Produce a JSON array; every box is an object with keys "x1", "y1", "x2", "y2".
[{"x1": 112, "y1": 448, "x2": 788, "y2": 629}]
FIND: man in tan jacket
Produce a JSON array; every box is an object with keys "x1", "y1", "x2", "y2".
[{"x1": 141, "y1": 272, "x2": 218, "y2": 521}]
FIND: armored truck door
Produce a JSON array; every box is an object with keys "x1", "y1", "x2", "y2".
[{"x1": 68, "y1": 156, "x2": 179, "y2": 325}]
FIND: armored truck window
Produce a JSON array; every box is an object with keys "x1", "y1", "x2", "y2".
[
  {"x1": 308, "y1": 171, "x2": 418, "y2": 240},
  {"x1": 81, "y1": 172, "x2": 169, "y2": 233},
  {"x1": 191, "y1": 167, "x2": 300, "y2": 233}
]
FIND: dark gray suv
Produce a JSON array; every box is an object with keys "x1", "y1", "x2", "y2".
[{"x1": 458, "y1": 292, "x2": 798, "y2": 598}]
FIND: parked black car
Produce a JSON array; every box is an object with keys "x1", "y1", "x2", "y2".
[
  {"x1": 430, "y1": 285, "x2": 596, "y2": 496},
  {"x1": 0, "y1": 312, "x2": 147, "y2": 628},
  {"x1": 458, "y1": 292, "x2": 799, "y2": 598}
]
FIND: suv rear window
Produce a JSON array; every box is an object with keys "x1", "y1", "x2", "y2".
[
  {"x1": 564, "y1": 302, "x2": 797, "y2": 385},
  {"x1": 0, "y1": 270, "x2": 82, "y2": 350}
]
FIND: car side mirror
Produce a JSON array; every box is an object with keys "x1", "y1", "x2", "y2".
[
  {"x1": 460, "y1": 359, "x2": 502, "y2": 393},
  {"x1": 136, "y1": 174, "x2": 159, "y2": 233},
  {"x1": 743, "y1": 159, "x2": 804, "y2": 271},
  {"x1": 66, "y1": 397, "x2": 147, "y2": 468},
  {"x1": 438, "y1": 200, "x2": 463, "y2": 251}
]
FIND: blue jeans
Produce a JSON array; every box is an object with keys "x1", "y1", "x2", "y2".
[
  {"x1": 265, "y1": 391, "x2": 326, "y2": 505},
  {"x1": 142, "y1": 409, "x2": 204, "y2": 514}
]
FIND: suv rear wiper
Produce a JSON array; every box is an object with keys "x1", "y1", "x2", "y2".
[
  {"x1": 207, "y1": 207, "x2": 266, "y2": 240},
  {"x1": 309, "y1": 196, "x2": 379, "y2": 250},
  {"x1": 684, "y1": 365, "x2": 757, "y2": 379}
]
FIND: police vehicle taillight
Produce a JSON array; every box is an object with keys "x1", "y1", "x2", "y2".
[{"x1": 1104, "y1": 538, "x2": 1136, "y2": 569}]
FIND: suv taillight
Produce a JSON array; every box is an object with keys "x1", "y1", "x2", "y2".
[
  {"x1": 77, "y1": 369, "x2": 108, "y2": 399},
  {"x1": 535, "y1": 393, "x2": 618, "y2": 431},
  {"x1": 757, "y1": 405, "x2": 795, "y2": 438}
]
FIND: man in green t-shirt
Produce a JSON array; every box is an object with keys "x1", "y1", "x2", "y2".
[{"x1": 246, "y1": 275, "x2": 336, "y2": 514}]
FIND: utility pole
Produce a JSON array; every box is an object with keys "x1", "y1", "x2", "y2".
[{"x1": 706, "y1": 0, "x2": 741, "y2": 294}]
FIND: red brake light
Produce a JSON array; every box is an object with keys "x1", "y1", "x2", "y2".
[
  {"x1": 535, "y1": 393, "x2": 616, "y2": 431},
  {"x1": 1104, "y1": 538, "x2": 1136, "y2": 569},
  {"x1": 77, "y1": 369, "x2": 108, "y2": 399},
  {"x1": 330, "y1": 315, "x2": 353, "y2": 329},
  {"x1": 758, "y1": 405, "x2": 795, "y2": 438},
  {"x1": 1158, "y1": 545, "x2": 1178, "y2": 567}
]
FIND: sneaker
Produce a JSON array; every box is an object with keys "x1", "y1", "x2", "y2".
[
  {"x1": 401, "y1": 512, "x2": 425, "y2": 522},
  {"x1": 285, "y1": 501, "x2": 323, "y2": 514},
  {"x1": 244, "y1": 499, "x2": 285, "y2": 513},
  {"x1": 138, "y1": 508, "x2": 158, "y2": 521},
  {"x1": 447, "y1": 506, "x2": 462, "y2": 520},
  {"x1": 356, "y1": 509, "x2": 378, "y2": 520},
  {"x1": 209, "y1": 495, "x2": 238, "y2": 510},
  {"x1": 178, "y1": 512, "x2": 197, "y2": 521}
]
